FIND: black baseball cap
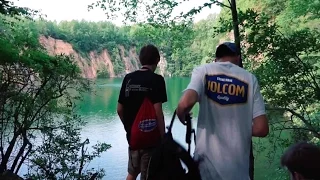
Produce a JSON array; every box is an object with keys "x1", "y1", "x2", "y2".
[
  {"x1": 215, "y1": 42, "x2": 240, "y2": 58},
  {"x1": 215, "y1": 42, "x2": 243, "y2": 67}
]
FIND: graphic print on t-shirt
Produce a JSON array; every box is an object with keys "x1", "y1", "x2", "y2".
[
  {"x1": 205, "y1": 74, "x2": 248, "y2": 105},
  {"x1": 125, "y1": 79, "x2": 152, "y2": 98}
]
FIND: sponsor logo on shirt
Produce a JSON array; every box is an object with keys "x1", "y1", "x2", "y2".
[{"x1": 205, "y1": 74, "x2": 248, "y2": 105}]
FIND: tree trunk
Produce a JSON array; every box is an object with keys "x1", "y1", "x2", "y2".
[
  {"x1": 15, "y1": 140, "x2": 32, "y2": 174},
  {"x1": 14, "y1": 131, "x2": 32, "y2": 174},
  {"x1": 230, "y1": 0, "x2": 253, "y2": 179},
  {"x1": 10, "y1": 139, "x2": 27, "y2": 172},
  {"x1": 0, "y1": 134, "x2": 19, "y2": 173},
  {"x1": 230, "y1": 0, "x2": 243, "y2": 68}
]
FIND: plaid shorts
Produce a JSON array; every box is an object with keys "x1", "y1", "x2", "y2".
[{"x1": 128, "y1": 148, "x2": 154, "y2": 180}]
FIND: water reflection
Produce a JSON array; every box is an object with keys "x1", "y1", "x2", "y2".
[{"x1": 77, "y1": 78, "x2": 196, "y2": 180}]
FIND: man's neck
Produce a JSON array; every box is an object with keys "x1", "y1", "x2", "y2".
[
  {"x1": 141, "y1": 65, "x2": 155, "y2": 72},
  {"x1": 215, "y1": 59, "x2": 238, "y2": 66}
]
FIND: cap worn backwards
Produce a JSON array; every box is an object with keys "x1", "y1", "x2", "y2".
[{"x1": 222, "y1": 42, "x2": 240, "y2": 55}]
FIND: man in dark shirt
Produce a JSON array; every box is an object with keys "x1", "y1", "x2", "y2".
[{"x1": 117, "y1": 44, "x2": 167, "y2": 180}]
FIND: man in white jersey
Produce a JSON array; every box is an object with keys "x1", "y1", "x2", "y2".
[{"x1": 177, "y1": 42, "x2": 269, "y2": 180}]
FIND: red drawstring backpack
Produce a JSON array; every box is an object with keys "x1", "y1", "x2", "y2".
[{"x1": 130, "y1": 97, "x2": 161, "y2": 150}]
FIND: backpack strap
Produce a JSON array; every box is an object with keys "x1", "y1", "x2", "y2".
[
  {"x1": 186, "y1": 114, "x2": 192, "y2": 154},
  {"x1": 168, "y1": 110, "x2": 176, "y2": 134},
  {"x1": 168, "y1": 110, "x2": 196, "y2": 154}
]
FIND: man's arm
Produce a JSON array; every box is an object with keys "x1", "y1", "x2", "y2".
[
  {"x1": 117, "y1": 103, "x2": 124, "y2": 121},
  {"x1": 177, "y1": 90, "x2": 198, "y2": 122},
  {"x1": 252, "y1": 115, "x2": 269, "y2": 137},
  {"x1": 117, "y1": 76, "x2": 126, "y2": 121},
  {"x1": 152, "y1": 76, "x2": 167, "y2": 137},
  {"x1": 177, "y1": 67, "x2": 203, "y2": 122},
  {"x1": 154, "y1": 103, "x2": 165, "y2": 137},
  {"x1": 252, "y1": 77, "x2": 269, "y2": 137}
]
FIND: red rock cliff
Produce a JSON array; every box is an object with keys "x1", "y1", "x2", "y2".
[{"x1": 39, "y1": 36, "x2": 168, "y2": 78}]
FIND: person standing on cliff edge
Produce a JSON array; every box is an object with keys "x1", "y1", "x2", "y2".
[
  {"x1": 177, "y1": 42, "x2": 269, "y2": 180},
  {"x1": 117, "y1": 44, "x2": 167, "y2": 180}
]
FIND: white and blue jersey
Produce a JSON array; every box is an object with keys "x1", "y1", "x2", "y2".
[{"x1": 186, "y1": 62, "x2": 266, "y2": 180}]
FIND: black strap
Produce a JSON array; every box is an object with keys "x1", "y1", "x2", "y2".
[
  {"x1": 186, "y1": 115, "x2": 192, "y2": 154},
  {"x1": 168, "y1": 110, "x2": 196, "y2": 154},
  {"x1": 168, "y1": 110, "x2": 176, "y2": 134}
]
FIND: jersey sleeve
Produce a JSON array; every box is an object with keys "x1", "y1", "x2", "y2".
[
  {"x1": 118, "y1": 76, "x2": 127, "y2": 104},
  {"x1": 150, "y1": 76, "x2": 167, "y2": 104},
  {"x1": 185, "y1": 66, "x2": 204, "y2": 99},
  {"x1": 252, "y1": 76, "x2": 266, "y2": 119}
]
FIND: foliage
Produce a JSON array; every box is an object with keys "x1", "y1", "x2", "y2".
[
  {"x1": 97, "y1": 67, "x2": 110, "y2": 78},
  {"x1": 229, "y1": 8, "x2": 320, "y2": 141},
  {"x1": 0, "y1": 0, "x2": 38, "y2": 18},
  {"x1": 36, "y1": 20, "x2": 131, "y2": 53},
  {"x1": 26, "y1": 118, "x2": 110, "y2": 180},
  {"x1": 0, "y1": 6, "x2": 109, "y2": 180}
]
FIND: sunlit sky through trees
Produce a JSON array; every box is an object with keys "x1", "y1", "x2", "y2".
[{"x1": 13, "y1": 0, "x2": 221, "y2": 26}]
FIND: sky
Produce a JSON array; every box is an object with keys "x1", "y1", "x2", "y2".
[{"x1": 13, "y1": 0, "x2": 221, "y2": 26}]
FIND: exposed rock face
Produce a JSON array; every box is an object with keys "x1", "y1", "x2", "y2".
[
  {"x1": 39, "y1": 36, "x2": 115, "y2": 78},
  {"x1": 118, "y1": 45, "x2": 140, "y2": 74},
  {"x1": 159, "y1": 53, "x2": 167, "y2": 77},
  {"x1": 39, "y1": 36, "x2": 167, "y2": 79},
  {"x1": 89, "y1": 50, "x2": 115, "y2": 78}
]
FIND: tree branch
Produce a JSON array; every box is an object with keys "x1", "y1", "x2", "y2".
[
  {"x1": 212, "y1": 0, "x2": 231, "y2": 9},
  {"x1": 273, "y1": 127, "x2": 317, "y2": 132},
  {"x1": 29, "y1": 158, "x2": 56, "y2": 180},
  {"x1": 78, "y1": 138, "x2": 89, "y2": 179},
  {"x1": 177, "y1": 1, "x2": 230, "y2": 20},
  {"x1": 10, "y1": 133, "x2": 27, "y2": 172},
  {"x1": 267, "y1": 107, "x2": 320, "y2": 138},
  {"x1": 0, "y1": 134, "x2": 19, "y2": 173},
  {"x1": 269, "y1": 120, "x2": 292, "y2": 125},
  {"x1": 227, "y1": 0, "x2": 231, "y2": 6},
  {"x1": 276, "y1": 29, "x2": 320, "y2": 92},
  {"x1": 29, "y1": 125, "x2": 68, "y2": 131},
  {"x1": 89, "y1": 173, "x2": 99, "y2": 180},
  {"x1": 15, "y1": 137, "x2": 32, "y2": 174}
]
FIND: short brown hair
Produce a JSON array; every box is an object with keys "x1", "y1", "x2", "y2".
[
  {"x1": 281, "y1": 142, "x2": 320, "y2": 179},
  {"x1": 139, "y1": 44, "x2": 160, "y2": 66}
]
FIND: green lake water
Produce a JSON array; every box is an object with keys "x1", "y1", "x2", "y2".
[{"x1": 76, "y1": 77, "x2": 285, "y2": 180}]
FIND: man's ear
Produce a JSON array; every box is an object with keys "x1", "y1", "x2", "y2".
[{"x1": 235, "y1": 55, "x2": 241, "y2": 66}]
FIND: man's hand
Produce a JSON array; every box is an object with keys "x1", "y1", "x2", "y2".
[
  {"x1": 177, "y1": 90, "x2": 198, "y2": 124},
  {"x1": 178, "y1": 112, "x2": 193, "y2": 125}
]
